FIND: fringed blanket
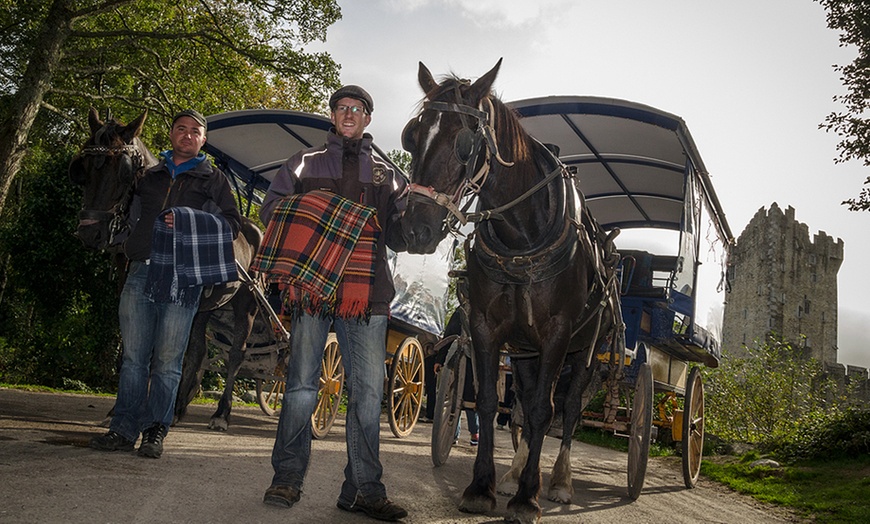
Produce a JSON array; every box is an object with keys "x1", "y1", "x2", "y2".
[
  {"x1": 145, "y1": 207, "x2": 238, "y2": 308},
  {"x1": 250, "y1": 190, "x2": 379, "y2": 320}
]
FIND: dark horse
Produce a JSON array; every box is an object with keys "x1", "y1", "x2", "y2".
[
  {"x1": 69, "y1": 107, "x2": 263, "y2": 431},
  {"x1": 400, "y1": 61, "x2": 621, "y2": 523}
]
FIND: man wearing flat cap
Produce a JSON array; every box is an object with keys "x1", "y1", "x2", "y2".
[
  {"x1": 256, "y1": 85, "x2": 409, "y2": 521},
  {"x1": 90, "y1": 108, "x2": 241, "y2": 459}
]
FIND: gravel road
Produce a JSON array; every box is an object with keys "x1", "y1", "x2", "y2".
[{"x1": 0, "y1": 387, "x2": 804, "y2": 523}]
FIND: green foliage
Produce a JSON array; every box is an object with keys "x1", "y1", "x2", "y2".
[
  {"x1": 816, "y1": 0, "x2": 870, "y2": 210},
  {"x1": 0, "y1": 147, "x2": 121, "y2": 390},
  {"x1": 0, "y1": 0, "x2": 342, "y2": 173},
  {"x1": 769, "y1": 407, "x2": 870, "y2": 461},
  {"x1": 704, "y1": 334, "x2": 853, "y2": 447},
  {"x1": 387, "y1": 149, "x2": 411, "y2": 174}
]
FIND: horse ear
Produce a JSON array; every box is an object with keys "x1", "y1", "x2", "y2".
[
  {"x1": 88, "y1": 107, "x2": 103, "y2": 134},
  {"x1": 120, "y1": 110, "x2": 148, "y2": 143},
  {"x1": 418, "y1": 62, "x2": 438, "y2": 95},
  {"x1": 468, "y1": 58, "x2": 503, "y2": 103}
]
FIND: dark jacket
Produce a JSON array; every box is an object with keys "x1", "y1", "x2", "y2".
[
  {"x1": 124, "y1": 155, "x2": 242, "y2": 262},
  {"x1": 260, "y1": 130, "x2": 407, "y2": 316}
]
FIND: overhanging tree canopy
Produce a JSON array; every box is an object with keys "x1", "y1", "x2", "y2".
[{"x1": 0, "y1": 0, "x2": 341, "y2": 214}]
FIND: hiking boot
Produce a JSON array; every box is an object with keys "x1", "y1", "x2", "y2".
[
  {"x1": 264, "y1": 485, "x2": 301, "y2": 508},
  {"x1": 90, "y1": 430, "x2": 135, "y2": 452},
  {"x1": 137, "y1": 423, "x2": 167, "y2": 458},
  {"x1": 337, "y1": 495, "x2": 408, "y2": 522}
]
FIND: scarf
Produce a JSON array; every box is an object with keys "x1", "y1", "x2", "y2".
[
  {"x1": 250, "y1": 190, "x2": 379, "y2": 320},
  {"x1": 145, "y1": 206, "x2": 238, "y2": 307}
]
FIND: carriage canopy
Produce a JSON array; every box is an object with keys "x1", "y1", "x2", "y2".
[{"x1": 509, "y1": 96, "x2": 733, "y2": 362}]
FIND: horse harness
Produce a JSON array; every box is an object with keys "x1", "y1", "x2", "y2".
[
  {"x1": 407, "y1": 94, "x2": 624, "y2": 361},
  {"x1": 74, "y1": 134, "x2": 146, "y2": 248}
]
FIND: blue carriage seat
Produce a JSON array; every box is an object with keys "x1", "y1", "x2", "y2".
[{"x1": 619, "y1": 249, "x2": 678, "y2": 300}]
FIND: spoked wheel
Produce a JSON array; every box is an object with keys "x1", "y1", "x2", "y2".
[
  {"x1": 312, "y1": 333, "x2": 344, "y2": 440},
  {"x1": 256, "y1": 373, "x2": 285, "y2": 416},
  {"x1": 627, "y1": 362, "x2": 653, "y2": 500},
  {"x1": 388, "y1": 337, "x2": 425, "y2": 438},
  {"x1": 431, "y1": 349, "x2": 465, "y2": 466},
  {"x1": 682, "y1": 366, "x2": 705, "y2": 488},
  {"x1": 254, "y1": 355, "x2": 287, "y2": 417}
]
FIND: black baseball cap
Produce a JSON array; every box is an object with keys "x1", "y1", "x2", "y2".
[
  {"x1": 328, "y1": 85, "x2": 374, "y2": 114},
  {"x1": 172, "y1": 109, "x2": 207, "y2": 130}
]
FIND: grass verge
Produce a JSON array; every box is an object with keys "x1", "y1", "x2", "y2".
[{"x1": 701, "y1": 454, "x2": 870, "y2": 523}]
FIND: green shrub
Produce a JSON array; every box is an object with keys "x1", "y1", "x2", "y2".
[
  {"x1": 705, "y1": 335, "x2": 857, "y2": 451},
  {"x1": 771, "y1": 408, "x2": 870, "y2": 461}
]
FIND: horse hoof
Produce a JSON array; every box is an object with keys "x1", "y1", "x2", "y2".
[
  {"x1": 207, "y1": 418, "x2": 228, "y2": 431},
  {"x1": 546, "y1": 486, "x2": 572, "y2": 504},
  {"x1": 504, "y1": 511, "x2": 542, "y2": 524},
  {"x1": 497, "y1": 478, "x2": 518, "y2": 496},
  {"x1": 458, "y1": 494, "x2": 496, "y2": 514},
  {"x1": 506, "y1": 499, "x2": 541, "y2": 524}
]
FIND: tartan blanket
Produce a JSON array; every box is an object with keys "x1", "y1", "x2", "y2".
[
  {"x1": 144, "y1": 207, "x2": 238, "y2": 307},
  {"x1": 250, "y1": 190, "x2": 379, "y2": 320}
]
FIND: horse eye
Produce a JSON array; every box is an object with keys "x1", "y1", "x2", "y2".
[
  {"x1": 454, "y1": 128, "x2": 475, "y2": 165},
  {"x1": 68, "y1": 157, "x2": 87, "y2": 185},
  {"x1": 401, "y1": 118, "x2": 418, "y2": 154}
]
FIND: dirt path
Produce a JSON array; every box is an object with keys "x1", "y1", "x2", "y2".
[{"x1": 0, "y1": 387, "x2": 804, "y2": 523}]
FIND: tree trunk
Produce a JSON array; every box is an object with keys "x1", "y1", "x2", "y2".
[{"x1": 0, "y1": 0, "x2": 74, "y2": 216}]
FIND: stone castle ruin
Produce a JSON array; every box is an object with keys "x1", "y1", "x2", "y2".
[{"x1": 721, "y1": 203, "x2": 867, "y2": 399}]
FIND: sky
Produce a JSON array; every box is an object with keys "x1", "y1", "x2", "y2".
[{"x1": 307, "y1": 0, "x2": 870, "y2": 369}]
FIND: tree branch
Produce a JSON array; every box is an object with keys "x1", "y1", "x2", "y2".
[{"x1": 70, "y1": 0, "x2": 138, "y2": 20}]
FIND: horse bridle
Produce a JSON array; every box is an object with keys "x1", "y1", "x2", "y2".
[
  {"x1": 404, "y1": 94, "x2": 514, "y2": 231},
  {"x1": 75, "y1": 142, "x2": 145, "y2": 248}
]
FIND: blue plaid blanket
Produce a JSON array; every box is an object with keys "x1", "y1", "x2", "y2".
[{"x1": 145, "y1": 206, "x2": 238, "y2": 307}]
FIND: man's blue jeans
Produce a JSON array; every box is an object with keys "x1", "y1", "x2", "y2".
[
  {"x1": 110, "y1": 261, "x2": 201, "y2": 441},
  {"x1": 271, "y1": 313, "x2": 388, "y2": 504}
]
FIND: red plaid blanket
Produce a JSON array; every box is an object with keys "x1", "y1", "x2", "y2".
[{"x1": 251, "y1": 190, "x2": 380, "y2": 320}]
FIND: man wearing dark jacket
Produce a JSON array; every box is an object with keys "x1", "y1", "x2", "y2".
[
  {"x1": 90, "y1": 109, "x2": 241, "y2": 459},
  {"x1": 258, "y1": 85, "x2": 408, "y2": 522}
]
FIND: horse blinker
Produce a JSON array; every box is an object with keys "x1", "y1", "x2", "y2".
[{"x1": 454, "y1": 127, "x2": 476, "y2": 165}]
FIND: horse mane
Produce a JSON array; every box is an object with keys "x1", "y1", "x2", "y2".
[{"x1": 486, "y1": 95, "x2": 534, "y2": 165}]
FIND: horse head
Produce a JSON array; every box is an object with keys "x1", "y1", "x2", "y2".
[
  {"x1": 400, "y1": 59, "x2": 512, "y2": 254},
  {"x1": 69, "y1": 107, "x2": 157, "y2": 251}
]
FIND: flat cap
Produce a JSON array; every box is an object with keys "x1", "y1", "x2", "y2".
[
  {"x1": 329, "y1": 85, "x2": 374, "y2": 114},
  {"x1": 172, "y1": 109, "x2": 207, "y2": 130}
]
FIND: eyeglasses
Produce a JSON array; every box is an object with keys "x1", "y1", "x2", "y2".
[{"x1": 335, "y1": 104, "x2": 366, "y2": 114}]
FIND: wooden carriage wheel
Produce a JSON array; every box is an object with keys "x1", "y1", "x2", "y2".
[
  {"x1": 255, "y1": 334, "x2": 345, "y2": 440},
  {"x1": 387, "y1": 337, "x2": 425, "y2": 438},
  {"x1": 312, "y1": 333, "x2": 344, "y2": 439},
  {"x1": 682, "y1": 366, "x2": 705, "y2": 488},
  {"x1": 431, "y1": 348, "x2": 465, "y2": 466},
  {"x1": 627, "y1": 362, "x2": 653, "y2": 501},
  {"x1": 255, "y1": 376, "x2": 284, "y2": 416}
]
